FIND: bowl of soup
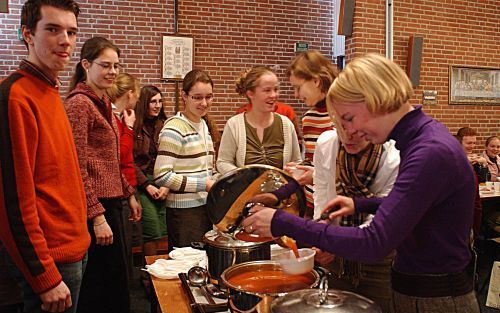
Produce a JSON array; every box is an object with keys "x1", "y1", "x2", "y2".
[{"x1": 220, "y1": 260, "x2": 320, "y2": 313}]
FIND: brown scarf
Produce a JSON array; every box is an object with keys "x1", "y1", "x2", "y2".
[{"x1": 334, "y1": 142, "x2": 383, "y2": 286}]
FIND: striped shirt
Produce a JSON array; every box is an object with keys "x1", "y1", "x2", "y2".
[
  {"x1": 154, "y1": 113, "x2": 215, "y2": 209},
  {"x1": 302, "y1": 99, "x2": 334, "y2": 161}
]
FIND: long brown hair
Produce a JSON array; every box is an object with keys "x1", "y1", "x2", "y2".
[
  {"x1": 182, "y1": 69, "x2": 221, "y2": 153},
  {"x1": 69, "y1": 37, "x2": 120, "y2": 92},
  {"x1": 134, "y1": 85, "x2": 166, "y2": 135}
]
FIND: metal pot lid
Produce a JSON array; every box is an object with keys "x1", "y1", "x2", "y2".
[
  {"x1": 271, "y1": 277, "x2": 381, "y2": 313},
  {"x1": 202, "y1": 229, "x2": 270, "y2": 248},
  {"x1": 206, "y1": 165, "x2": 306, "y2": 233}
]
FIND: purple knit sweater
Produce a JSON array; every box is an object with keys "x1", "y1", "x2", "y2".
[{"x1": 271, "y1": 107, "x2": 474, "y2": 275}]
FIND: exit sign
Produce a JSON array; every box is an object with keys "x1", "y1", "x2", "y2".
[{"x1": 294, "y1": 42, "x2": 309, "y2": 52}]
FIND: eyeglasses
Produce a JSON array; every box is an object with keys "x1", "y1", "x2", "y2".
[
  {"x1": 93, "y1": 61, "x2": 123, "y2": 72},
  {"x1": 189, "y1": 94, "x2": 214, "y2": 103},
  {"x1": 149, "y1": 99, "x2": 163, "y2": 105}
]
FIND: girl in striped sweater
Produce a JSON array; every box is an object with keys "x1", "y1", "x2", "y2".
[
  {"x1": 153, "y1": 69, "x2": 217, "y2": 250},
  {"x1": 286, "y1": 50, "x2": 339, "y2": 218}
]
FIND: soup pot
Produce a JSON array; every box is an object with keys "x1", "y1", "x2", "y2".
[
  {"x1": 192, "y1": 229, "x2": 271, "y2": 284},
  {"x1": 271, "y1": 276, "x2": 382, "y2": 313},
  {"x1": 206, "y1": 165, "x2": 306, "y2": 233},
  {"x1": 220, "y1": 260, "x2": 320, "y2": 313}
]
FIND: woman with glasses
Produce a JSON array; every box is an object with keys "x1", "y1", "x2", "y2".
[
  {"x1": 153, "y1": 70, "x2": 217, "y2": 250},
  {"x1": 64, "y1": 37, "x2": 134, "y2": 313},
  {"x1": 216, "y1": 66, "x2": 301, "y2": 175},
  {"x1": 133, "y1": 86, "x2": 168, "y2": 269}
]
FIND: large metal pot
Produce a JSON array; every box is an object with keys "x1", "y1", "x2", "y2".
[
  {"x1": 206, "y1": 165, "x2": 306, "y2": 233},
  {"x1": 192, "y1": 229, "x2": 271, "y2": 284},
  {"x1": 220, "y1": 260, "x2": 321, "y2": 313},
  {"x1": 270, "y1": 277, "x2": 382, "y2": 313}
]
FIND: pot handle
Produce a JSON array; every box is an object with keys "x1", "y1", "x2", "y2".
[
  {"x1": 191, "y1": 241, "x2": 206, "y2": 250},
  {"x1": 314, "y1": 265, "x2": 331, "y2": 279}
]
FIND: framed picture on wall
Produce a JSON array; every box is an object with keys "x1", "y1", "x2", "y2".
[
  {"x1": 161, "y1": 35, "x2": 194, "y2": 80},
  {"x1": 449, "y1": 66, "x2": 500, "y2": 105},
  {"x1": 0, "y1": 0, "x2": 8, "y2": 13}
]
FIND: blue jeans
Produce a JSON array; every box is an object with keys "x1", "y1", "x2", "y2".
[{"x1": 5, "y1": 253, "x2": 87, "y2": 313}]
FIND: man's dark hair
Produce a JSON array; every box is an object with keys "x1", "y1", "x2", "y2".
[
  {"x1": 456, "y1": 127, "x2": 477, "y2": 143},
  {"x1": 21, "y1": 0, "x2": 80, "y2": 48}
]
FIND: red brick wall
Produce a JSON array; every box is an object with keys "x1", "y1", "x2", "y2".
[
  {"x1": 0, "y1": 0, "x2": 334, "y2": 128},
  {"x1": 1, "y1": 0, "x2": 498, "y2": 150},
  {"x1": 347, "y1": 0, "x2": 500, "y2": 151}
]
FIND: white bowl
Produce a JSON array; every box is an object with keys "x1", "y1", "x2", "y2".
[{"x1": 277, "y1": 248, "x2": 316, "y2": 275}]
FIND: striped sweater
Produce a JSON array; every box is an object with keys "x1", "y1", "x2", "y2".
[
  {"x1": 153, "y1": 113, "x2": 215, "y2": 208},
  {"x1": 302, "y1": 98, "x2": 334, "y2": 162}
]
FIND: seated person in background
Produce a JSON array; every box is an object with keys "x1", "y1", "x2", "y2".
[
  {"x1": 456, "y1": 127, "x2": 490, "y2": 182},
  {"x1": 217, "y1": 66, "x2": 301, "y2": 175},
  {"x1": 236, "y1": 101, "x2": 302, "y2": 148},
  {"x1": 482, "y1": 136, "x2": 500, "y2": 182}
]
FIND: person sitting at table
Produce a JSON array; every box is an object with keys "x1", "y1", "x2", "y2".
[
  {"x1": 456, "y1": 127, "x2": 490, "y2": 182},
  {"x1": 482, "y1": 135, "x2": 500, "y2": 182},
  {"x1": 216, "y1": 66, "x2": 301, "y2": 175},
  {"x1": 242, "y1": 53, "x2": 480, "y2": 313}
]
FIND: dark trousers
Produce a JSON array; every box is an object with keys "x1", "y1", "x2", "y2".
[
  {"x1": 77, "y1": 199, "x2": 130, "y2": 313},
  {"x1": 166, "y1": 205, "x2": 212, "y2": 252}
]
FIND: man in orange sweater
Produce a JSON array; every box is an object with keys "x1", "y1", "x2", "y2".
[{"x1": 0, "y1": 1, "x2": 90, "y2": 313}]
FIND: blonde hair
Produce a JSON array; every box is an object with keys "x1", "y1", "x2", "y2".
[
  {"x1": 235, "y1": 66, "x2": 275, "y2": 101},
  {"x1": 286, "y1": 50, "x2": 339, "y2": 93},
  {"x1": 327, "y1": 53, "x2": 413, "y2": 115},
  {"x1": 107, "y1": 73, "x2": 140, "y2": 102}
]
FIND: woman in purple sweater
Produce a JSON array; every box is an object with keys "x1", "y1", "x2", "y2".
[{"x1": 242, "y1": 53, "x2": 479, "y2": 313}]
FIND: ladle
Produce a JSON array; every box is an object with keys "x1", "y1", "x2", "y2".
[{"x1": 187, "y1": 266, "x2": 216, "y2": 305}]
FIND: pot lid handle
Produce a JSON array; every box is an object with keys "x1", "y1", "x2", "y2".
[{"x1": 319, "y1": 276, "x2": 328, "y2": 304}]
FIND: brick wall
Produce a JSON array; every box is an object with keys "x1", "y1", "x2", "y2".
[
  {"x1": 347, "y1": 0, "x2": 499, "y2": 151},
  {"x1": 1, "y1": 0, "x2": 498, "y2": 150},
  {"x1": 0, "y1": 0, "x2": 334, "y2": 128}
]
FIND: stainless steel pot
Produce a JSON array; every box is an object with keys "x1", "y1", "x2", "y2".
[
  {"x1": 220, "y1": 260, "x2": 320, "y2": 313},
  {"x1": 271, "y1": 277, "x2": 382, "y2": 313},
  {"x1": 192, "y1": 229, "x2": 271, "y2": 284}
]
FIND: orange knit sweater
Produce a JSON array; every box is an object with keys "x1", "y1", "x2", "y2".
[{"x1": 0, "y1": 62, "x2": 90, "y2": 294}]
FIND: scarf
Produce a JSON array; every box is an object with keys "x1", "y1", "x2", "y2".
[{"x1": 334, "y1": 142, "x2": 383, "y2": 286}]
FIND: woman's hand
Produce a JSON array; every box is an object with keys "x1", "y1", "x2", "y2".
[
  {"x1": 313, "y1": 247, "x2": 335, "y2": 266},
  {"x1": 129, "y1": 195, "x2": 142, "y2": 222},
  {"x1": 146, "y1": 185, "x2": 160, "y2": 199},
  {"x1": 294, "y1": 164, "x2": 314, "y2": 185},
  {"x1": 123, "y1": 109, "x2": 136, "y2": 129},
  {"x1": 206, "y1": 179, "x2": 215, "y2": 192},
  {"x1": 241, "y1": 205, "x2": 277, "y2": 238},
  {"x1": 93, "y1": 214, "x2": 113, "y2": 246},
  {"x1": 284, "y1": 162, "x2": 313, "y2": 186},
  {"x1": 157, "y1": 187, "x2": 169, "y2": 200},
  {"x1": 321, "y1": 196, "x2": 355, "y2": 221}
]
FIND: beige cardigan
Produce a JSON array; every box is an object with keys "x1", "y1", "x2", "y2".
[{"x1": 216, "y1": 113, "x2": 301, "y2": 175}]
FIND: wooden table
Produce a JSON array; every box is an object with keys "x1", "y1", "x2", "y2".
[{"x1": 145, "y1": 255, "x2": 192, "y2": 313}]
